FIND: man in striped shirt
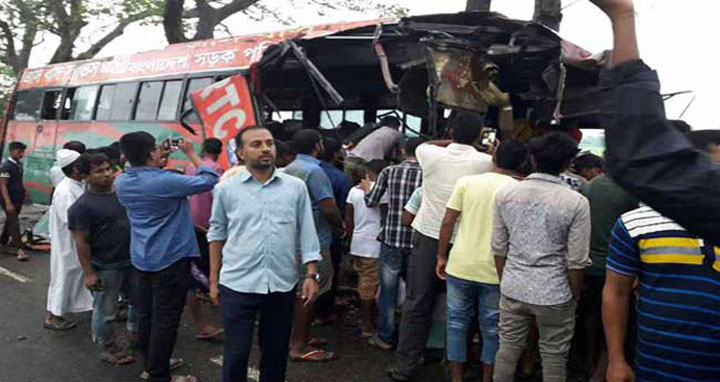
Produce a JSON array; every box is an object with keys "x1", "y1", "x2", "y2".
[
  {"x1": 363, "y1": 137, "x2": 424, "y2": 350},
  {"x1": 604, "y1": 130, "x2": 720, "y2": 382}
]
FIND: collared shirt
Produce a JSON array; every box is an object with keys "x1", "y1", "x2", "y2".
[
  {"x1": 492, "y1": 173, "x2": 592, "y2": 305},
  {"x1": 365, "y1": 160, "x2": 422, "y2": 249},
  {"x1": 412, "y1": 143, "x2": 493, "y2": 240},
  {"x1": 207, "y1": 169, "x2": 321, "y2": 294},
  {"x1": 608, "y1": 206, "x2": 720, "y2": 382},
  {"x1": 319, "y1": 161, "x2": 351, "y2": 217},
  {"x1": 115, "y1": 166, "x2": 218, "y2": 272},
  {"x1": 560, "y1": 171, "x2": 587, "y2": 192},
  {"x1": 186, "y1": 159, "x2": 225, "y2": 228},
  {"x1": 0, "y1": 157, "x2": 25, "y2": 205},
  {"x1": 283, "y1": 154, "x2": 335, "y2": 250}
]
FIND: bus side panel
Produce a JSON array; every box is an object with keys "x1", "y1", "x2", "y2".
[{"x1": 6, "y1": 120, "x2": 57, "y2": 204}]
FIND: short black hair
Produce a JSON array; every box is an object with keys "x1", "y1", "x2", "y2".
[
  {"x1": 292, "y1": 129, "x2": 322, "y2": 155},
  {"x1": 449, "y1": 112, "x2": 483, "y2": 145},
  {"x1": 321, "y1": 137, "x2": 342, "y2": 161},
  {"x1": 380, "y1": 116, "x2": 401, "y2": 129},
  {"x1": 8, "y1": 141, "x2": 26, "y2": 151},
  {"x1": 202, "y1": 138, "x2": 223, "y2": 156},
  {"x1": 407, "y1": 138, "x2": 426, "y2": 157},
  {"x1": 76, "y1": 153, "x2": 110, "y2": 175},
  {"x1": 495, "y1": 139, "x2": 531, "y2": 171},
  {"x1": 234, "y1": 125, "x2": 271, "y2": 148},
  {"x1": 99, "y1": 146, "x2": 121, "y2": 161},
  {"x1": 120, "y1": 132, "x2": 156, "y2": 167},
  {"x1": 529, "y1": 132, "x2": 580, "y2": 176},
  {"x1": 366, "y1": 159, "x2": 388, "y2": 175},
  {"x1": 573, "y1": 153, "x2": 604, "y2": 172},
  {"x1": 63, "y1": 141, "x2": 86, "y2": 154},
  {"x1": 670, "y1": 120, "x2": 692, "y2": 133},
  {"x1": 687, "y1": 130, "x2": 720, "y2": 152},
  {"x1": 276, "y1": 141, "x2": 290, "y2": 157}
]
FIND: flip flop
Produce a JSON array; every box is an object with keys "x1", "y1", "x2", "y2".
[
  {"x1": 16, "y1": 252, "x2": 29, "y2": 262},
  {"x1": 196, "y1": 327, "x2": 224, "y2": 340},
  {"x1": 289, "y1": 349, "x2": 338, "y2": 363},
  {"x1": 170, "y1": 376, "x2": 197, "y2": 382},
  {"x1": 43, "y1": 319, "x2": 77, "y2": 331},
  {"x1": 307, "y1": 338, "x2": 328, "y2": 347},
  {"x1": 140, "y1": 358, "x2": 185, "y2": 380},
  {"x1": 100, "y1": 351, "x2": 135, "y2": 365}
]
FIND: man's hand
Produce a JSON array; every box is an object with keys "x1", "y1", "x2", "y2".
[
  {"x1": 180, "y1": 140, "x2": 194, "y2": 156},
  {"x1": 435, "y1": 256, "x2": 448, "y2": 280},
  {"x1": 209, "y1": 282, "x2": 220, "y2": 306},
  {"x1": 5, "y1": 203, "x2": 16, "y2": 216},
  {"x1": 590, "y1": 0, "x2": 635, "y2": 20},
  {"x1": 606, "y1": 359, "x2": 634, "y2": 382},
  {"x1": 84, "y1": 271, "x2": 101, "y2": 291},
  {"x1": 301, "y1": 277, "x2": 319, "y2": 307}
]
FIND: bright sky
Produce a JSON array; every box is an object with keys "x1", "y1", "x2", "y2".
[{"x1": 29, "y1": 0, "x2": 720, "y2": 128}]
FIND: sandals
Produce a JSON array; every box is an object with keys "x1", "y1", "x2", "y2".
[
  {"x1": 140, "y1": 358, "x2": 185, "y2": 380},
  {"x1": 307, "y1": 337, "x2": 328, "y2": 347},
  {"x1": 100, "y1": 350, "x2": 135, "y2": 365},
  {"x1": 43, "y1": 319, "x2": 77, "y2": 331},
  {"x1": 195, "y1": 326, "x2": 224, "y2": 340},
  {"x1": 170, "y1": 377, "x2": 197, "y2": 382},
  {"x1": 289, "y1": 349, "x2": 338, "y2": 362},
  {"x1": 16, "y1": 251, "x2": 29, "y2": 262}
]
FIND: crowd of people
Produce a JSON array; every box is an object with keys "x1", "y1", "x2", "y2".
[{"x1": 1, "y1": 1, "x2": 719, "y2": 382}]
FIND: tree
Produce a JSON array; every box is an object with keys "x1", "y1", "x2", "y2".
[
  {"x1": 0, "y1": 0, "x2": 163, "y2": 74},
  {"x1": 0, "y1": 0, "x2": 44, "y2": 74},
  {"x1": 465, "y1": 0, "x2": 563, "y2": 31},
  {"x1": 163, "y1": 0, "x2": 409, "y2": 44}
]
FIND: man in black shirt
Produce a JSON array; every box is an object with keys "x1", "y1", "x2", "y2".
[
  {"x1": 68, "y1": 153, "x2": 136, "y2": 365},
  {"x1": 0, "y1": 141, "x2": 27, "y2": 261}
]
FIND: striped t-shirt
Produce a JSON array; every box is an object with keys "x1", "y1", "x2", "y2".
[{"x1": 608, "y1": 206, "x2": 720, "y2": 382}]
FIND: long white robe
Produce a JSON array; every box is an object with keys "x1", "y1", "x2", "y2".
[{"x1": 46, "y1": 177, "x2": 93, "y2": 316}]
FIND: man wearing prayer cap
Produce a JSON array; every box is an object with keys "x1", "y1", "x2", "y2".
[{"x1": 44, "y1": 149, "x2": 93, "y2": 330}]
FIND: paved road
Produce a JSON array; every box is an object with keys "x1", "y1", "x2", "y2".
[{"x1": 0, "y1": 249, "x2": 448, "y2": 382}]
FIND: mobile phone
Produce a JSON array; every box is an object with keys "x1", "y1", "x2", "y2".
[
  {"x1": 161, "y1": 137, "x2": 184, "y2": 151},
  {"x1": 482, "y1": 129, "x2": 497, "y2": 147}
]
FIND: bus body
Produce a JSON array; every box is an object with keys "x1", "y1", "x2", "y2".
[{"x1": 2, "y1": 13, "x2": 599, "y2": 205}]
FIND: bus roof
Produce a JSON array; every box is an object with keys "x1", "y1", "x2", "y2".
[{"x1": 16, "y1": 18, "x2": 396, "y2": 91}]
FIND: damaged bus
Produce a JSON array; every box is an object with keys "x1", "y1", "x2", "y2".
[{"x1": 1, "y1": 12, "x2": 600, "y2": 204}]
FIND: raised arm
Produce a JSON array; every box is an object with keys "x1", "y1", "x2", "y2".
[{"x1": 592, "y1": 0, "x2": 720, "y2": 245}]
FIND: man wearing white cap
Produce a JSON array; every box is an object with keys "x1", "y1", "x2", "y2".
[{"x1": 44, "y1": 149, "x2": 93, "y2": 330}]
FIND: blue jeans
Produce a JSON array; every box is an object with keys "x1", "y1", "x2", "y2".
[
  {"x1": 446, "y1": 275, "x2": 500, "y2": 364},
  {"x1": 220, "y1": 285, "x2": 295, "y2": 382},
  {"x1": 91, "y1": 267, "x2": 137, "y2": 346},
  {"x1": 377, "y1": 243, "x2": 410, "y2": 344}
]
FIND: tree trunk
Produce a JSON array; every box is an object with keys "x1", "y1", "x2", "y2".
[
  {"x1": 192, "y1": 0, "x2": 217, "y2": 41},
  {"x1": 533, "y1": 0, "x2": 562, "y2": 32},
  {"x1": 164, "y1": 0, "x2": 189, "y2": 44},
  {"x1": 466, "y1": 0, "x2": 492, "y2": 11}
]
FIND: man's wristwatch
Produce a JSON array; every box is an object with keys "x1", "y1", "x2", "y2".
[{"x1": 305, "y1": 273, "x2": 320, "y2": 283}]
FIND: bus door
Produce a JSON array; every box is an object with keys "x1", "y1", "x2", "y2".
[{"x1": 6, "y1": 88, "x2": 63, "y2": 203}]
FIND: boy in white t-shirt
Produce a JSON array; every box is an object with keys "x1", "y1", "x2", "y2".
[{"x1": 345, "y1": 160, "x2": 389, "y2": 338}]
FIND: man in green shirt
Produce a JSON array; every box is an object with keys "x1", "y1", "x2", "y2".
[{"x1": 580, "y1": 173, "x2": 637, "y2": 380}]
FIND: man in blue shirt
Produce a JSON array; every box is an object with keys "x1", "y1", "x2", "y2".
[
  {"x1": 116, "y1": 132, "x2": 217, "y2": 382},
  {"x1": 208, "y1": 125, "x2": 321, "y2": 382},
  {"x1": 317, "y1": 137, "x2": 351, "y2": 323},
  {"x1": 284, "y1": 129, "x2": 344, "y2": 362}
]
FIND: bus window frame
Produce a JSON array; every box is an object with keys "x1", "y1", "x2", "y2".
[{"x1": 39, "y1": 88, "x2": 65, "y2": 121}]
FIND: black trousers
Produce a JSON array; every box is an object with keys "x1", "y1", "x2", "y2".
[
  {"x1": 134, "y1": 259, "x2": 193, "y2": 382},
  {"x1": 220, "y1": 285, "x2": 295, "y2": 382},
  {"x1": 1, "y1": 204, "x2": 22, "y2": 251},
  {"x1": 394, "y1": 232, "x2": 441, "y2": 376}
]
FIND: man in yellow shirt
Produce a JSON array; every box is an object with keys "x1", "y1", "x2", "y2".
[{"x1": 436, "y1": 140, "x2": 532, "y2": 382}]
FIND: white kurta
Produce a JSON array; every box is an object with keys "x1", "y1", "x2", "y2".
[{"x1": 46, "y1": 177, "x2": 93, "y2": 316}]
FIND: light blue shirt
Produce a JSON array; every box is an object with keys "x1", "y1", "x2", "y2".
[
  {"x1": 115, "y1": 166, "x2": 218, "y2": 272},
  {"x1": 207, "y1": 169, "x2": 322, "y2": 294}
]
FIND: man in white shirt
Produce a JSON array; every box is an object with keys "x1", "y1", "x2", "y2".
[
  {"x1": 45, "y1": 149, "x2": 93, "y2": 330},
  {"x1": 348, "y1": 116, "x2": 406, "y2": 162},
  {"x1": 390, "y1": 112, "x2": 494, "y2": 381},
  {"x1": 50, "y1": 141, "x2": 86, "y2": 188}
]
